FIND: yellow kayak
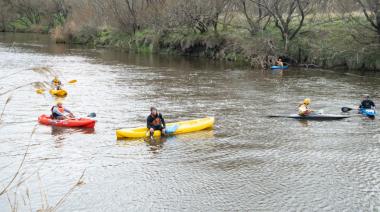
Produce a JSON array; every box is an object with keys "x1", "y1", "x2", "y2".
[
  {"x1": 49, "y1": 89, "x2": 67, "y2": 97},
  {"x1": 116, "y1": 117, "x2": 215, "y2": 139}
]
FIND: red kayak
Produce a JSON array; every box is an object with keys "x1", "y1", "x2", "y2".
[{"x1": 38, "y1": 114, "x2": 96, "y2": 128}]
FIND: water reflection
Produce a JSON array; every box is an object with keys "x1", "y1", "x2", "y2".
[
  {"x1": 51, "y1": 126, "x2": 95, "y2": 136},
  {"x1": 145, "y1": 136, "x2": 166, "y2": 153},
  {"x1": 298, "y1": 120, "x2": 310, "y2": 127}
]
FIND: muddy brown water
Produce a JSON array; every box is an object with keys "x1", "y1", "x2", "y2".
[{"x1": 0, "y1": 33, "x2": 380, "y2": 211}]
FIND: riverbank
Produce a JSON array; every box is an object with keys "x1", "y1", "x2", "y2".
[
  {"x1": 68, "y1": 23, "x2": 380, "y2": 71},
  {"x1": 3, "y1": 19, "x2": 379, "y2": 71}
]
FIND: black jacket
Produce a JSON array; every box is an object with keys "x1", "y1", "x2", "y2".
[
  {"x1": 360, "y1": 100, "x2": 375, "y2": 109},
  {"x1": 147, "y1": 113, "x2": 166, "y2": 128}
]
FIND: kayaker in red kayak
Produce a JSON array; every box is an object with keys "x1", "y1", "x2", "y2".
[
  {"x1": 51, "y1": 101, "x2": 74, "y2": 120},
  {"x1": 147, "y1": 107, "x2": 166, "y2": 138},
  {"x1": 359, "y1": 94, "x2": 375, "y2": 110},
  {"x1": 298, "y1": 98, "x2": 313, "y2": 116}
]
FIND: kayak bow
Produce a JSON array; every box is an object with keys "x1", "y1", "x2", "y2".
[{"x1": 49, "y1": 89, "x2": 67, "y2": 97}]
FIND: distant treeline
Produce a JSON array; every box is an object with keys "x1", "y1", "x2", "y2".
[{"x1": 0, "y1": 0, "x2": 379, "y2": 70}]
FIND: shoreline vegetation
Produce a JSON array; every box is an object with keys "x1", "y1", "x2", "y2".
[{"x1": 0, "y1": 0, "x2": 379, "y2": 71}]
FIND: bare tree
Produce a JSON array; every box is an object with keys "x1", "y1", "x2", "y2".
[
  {"x1": 0, "y1": 0, "x2": 14, "y2": 31},
  {"x1": 252, "y1": 0, "x2": 314, "y2": 52},
  {"x1": 356, "y1": 0, "x2": 380, "y2": 42},
  {"x1": 106, "y1": 0, "x2": 164, "y2": 34},
  {"x1": 239, "y1": 0, "x2": 271, "y2": 35},
  {"x1": 166, "y1": 0, "x2": 227, "y2": 34}
]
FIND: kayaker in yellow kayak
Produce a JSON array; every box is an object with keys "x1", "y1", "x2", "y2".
[
  {"x1": 298, "y1": 98, "x2": 313, "y2": 116},
  {"x1": 51, "y1": 101, "x2": 74, "y2": 120},
  {"x1": 52, "y1": 76, "x2": 63, "y2": 90},
  {"x1": 147, "y1": 107, "x2": 166, "y2": 138}
]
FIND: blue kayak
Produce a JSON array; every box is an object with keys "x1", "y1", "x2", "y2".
[
  {"x1": 359, "y1": 108, "x2": 376, "y2": 118},
  {"x1": 271, "y1": 65, "x2": 288, "y2": 70}
]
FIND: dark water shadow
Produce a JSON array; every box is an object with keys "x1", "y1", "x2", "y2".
[{"x1": 50, "y1": 127, "x2": 95, "y2": 147}]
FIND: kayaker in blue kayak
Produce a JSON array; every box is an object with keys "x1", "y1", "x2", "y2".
[
  {"x1": 276, "y1": 58, "x2": 284, "y2": 67},
  {"x1": 298, "y1": 98, "x2": 313, "y2": 116},
  {"x1": 359, "y1": 94, "x2": 375, "y2": 110},
  {"x1": 147, "y1": 107, "x2": 166, "y2": 138},
  {"x1": 51, "y1": 101, "x2": 74, "y2": 120}
]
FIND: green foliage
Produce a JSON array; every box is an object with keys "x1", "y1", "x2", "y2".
[
  {"x1": 52, "y1": 13, "x2": 66, "y2": 27},
  {"x1": 9, "y1": 17, "x2": 32, "y2": 32},
  {"x1": 8, "y1": 16, "x2": 47, "y2": 33}
]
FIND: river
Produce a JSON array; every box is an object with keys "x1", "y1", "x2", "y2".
[{"x1": 0, "y1": 33, "x2": 380, "y2": 211}]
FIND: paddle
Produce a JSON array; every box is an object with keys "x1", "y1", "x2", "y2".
[
  {"x1": 87, "y1": 112, "x2": 96, "y2": 118},
  {"x1": 36, "y1": 88, "x2": 45, "y2": 94},
  {"x1": 341, "y1": 107, "x2": 358, "y2": 112}
]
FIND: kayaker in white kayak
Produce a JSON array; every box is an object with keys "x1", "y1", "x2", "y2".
[
  {"x1": 51, "y1": 101, "x2": 74, "y2": 120},
  {"x1": 298, "y1": 98, "x2": 313, "y2": 116},
  {"x1": 359, "y1": 94, "x2": 375, "y2": 110},
  {"x1": 147, "y1": 107, "x2": 166, "y2": 138}
]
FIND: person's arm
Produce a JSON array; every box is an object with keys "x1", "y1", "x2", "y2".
[
  {"x1": 147, "y1": 116, "x2": 153, "y2": 128},
  {"x1": 64, "y1": 108, "x2": 74, "y2": 116},
  {"x1": 160, "y1": 114, "x2": 166, "y2": 128}
]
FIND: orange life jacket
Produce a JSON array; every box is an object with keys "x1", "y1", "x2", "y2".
[{"x1": 151, "y1": 113, "x2": 161, "y2": 126}]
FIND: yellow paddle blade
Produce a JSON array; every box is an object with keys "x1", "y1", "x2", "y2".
[
  {"x1": 68, "y1": 79, "x2": 77, "y2": 84},
  {"x1": 36, "y1": 89, "x2": 45, "y2": 94}
]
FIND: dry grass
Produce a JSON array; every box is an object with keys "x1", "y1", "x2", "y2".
[
  {"x1": 51, "y1": 26, "x2": 67, "y2": 43},
  {"x1": 0, "y1": 123, "x2": 87, "y2": 211},
  {"x1": 0, "y1": 95, "x2": 12, "y2": 122}
]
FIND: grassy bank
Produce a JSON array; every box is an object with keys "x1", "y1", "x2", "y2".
[{"x1": 2, "y1": 16, "x2": 379, "y2": 71}]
